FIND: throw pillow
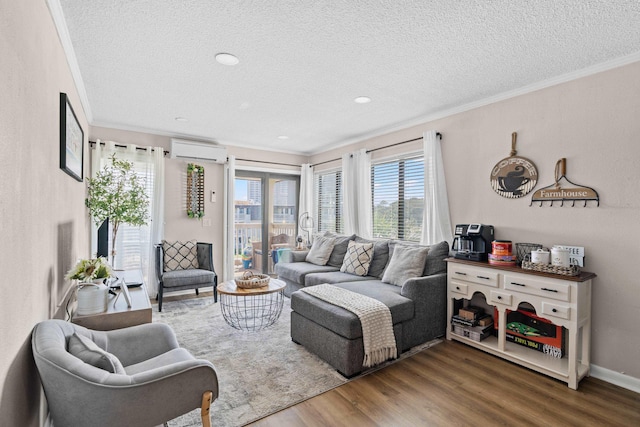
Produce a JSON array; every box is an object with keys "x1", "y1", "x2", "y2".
[
  {"x1": 423, "y1": 240, "x2": 450, "y2": 276},
  {"x1": 68, "y1": 332, "x2": 126, "y2": 374},
  {"x1": 305, "y1": 236, "x2": 337, "y2": 266},
  {"x1": 355, "y1": 237, "x2": 389, "y2": 278},
  {"x1": 163, "y1": 240, "x2": 199, "y2": 271},
  {"x1": 340, "y1": 240, "x2": 374, "y2": 276},
  {"x1": 325, "y1": 232, "x2": 356, "y2": 268},
  {"x1": 381, "y1": 244, "x2": 430, "y2": 286}
]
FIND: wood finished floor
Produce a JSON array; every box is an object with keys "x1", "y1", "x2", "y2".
[{"x1": 248, "y1": 340, "x2": 640, "y2": 427}]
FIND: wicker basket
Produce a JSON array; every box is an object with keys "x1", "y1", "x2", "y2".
[
  {"x1": 521, "y1": 261, "x2": 580, "y2": 276},
  {"x1": 236, "y1": 272, "x2": 270, "y2": 289}
]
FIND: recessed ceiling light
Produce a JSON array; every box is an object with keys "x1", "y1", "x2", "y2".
[
  {"x1": 277, "y1": 135, "x2": 289, "y2": 140},
  {"x1": 354, "y1": 96, "x2": 371, "y2": 104},
  {"x1": 215, "y1": 53, "x2": 239, "y2": 66},
  {"x1": 175, "y1": 117, "x2": 188, "y2": 122}
]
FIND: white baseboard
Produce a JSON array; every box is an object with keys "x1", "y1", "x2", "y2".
[{"x1": 590, "y1": 364, "x2": 640, "y2": 394}]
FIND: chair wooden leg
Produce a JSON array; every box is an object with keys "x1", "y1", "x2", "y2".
[
  {"x1": 195, "y1": 288, "x2": 199, "y2": 296},
  {"x1": 201, "y1": 390, "x2": 213, "y2": 427}
]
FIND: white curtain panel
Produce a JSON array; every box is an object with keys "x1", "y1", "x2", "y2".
[
  {"x1": 298, "y1": 163, "x2": 314, "y2": 237},
  {"x1": 342, "y1": 148, "x2": 372, "y2": 238},
  {"x1": 223, "y1": 155, "x2": 236, "y2": 281},
  {"x1": 421, "y1": 131, "x2": 453, "y2": 246},
  {"x1": 147, "y1": 145, "x2": 165, "y2": 296},
  {"x1": 91, "y1": 140, "x2": 165, "y2": 296}
]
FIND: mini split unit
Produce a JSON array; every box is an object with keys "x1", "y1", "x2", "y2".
[{"x1": 170, "y1": 139, "x2": 227, "y2": 164}]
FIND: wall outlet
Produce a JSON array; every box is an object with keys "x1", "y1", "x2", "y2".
[{"x1": 202, "y1": 218, "x2": 212, "y2": 227}]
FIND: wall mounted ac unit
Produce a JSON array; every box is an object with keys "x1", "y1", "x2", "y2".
[{"x1": 170, "y1": 139, "x2": 227, "y2": 163}]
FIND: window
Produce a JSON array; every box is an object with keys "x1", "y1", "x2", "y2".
[
  {"x1": 97, "y1": 156, "x2": 154, "y2": 271},
  {"x1": 371, "y1": 156, "x2": 424, "y2": 241},
  {"x1": 315, "y1": 170, "x2": 342, "y2": 233}
]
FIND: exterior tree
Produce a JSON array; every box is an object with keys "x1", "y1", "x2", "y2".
[{"x1": 85, "y1": 153, "x2": 149, "y2": 265}]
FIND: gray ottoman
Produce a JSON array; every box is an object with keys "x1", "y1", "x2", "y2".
[{"x1": 290, "y1": 281, "x2": 414, "y2": 377}]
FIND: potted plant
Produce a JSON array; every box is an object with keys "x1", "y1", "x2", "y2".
[
  {"x1": 66, "y1": 257, "x2": 114, "y2": 315},
  {"x1": 66, "y1": 257, "x2": 113, "y2": 283},
  {"x1": 85, "y1": 153, "x2": 149, "y2": 266}
]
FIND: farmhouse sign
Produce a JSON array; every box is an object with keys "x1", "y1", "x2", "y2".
[{"x1": 530, "y1": 158, "x2": 600, "y2": 207}]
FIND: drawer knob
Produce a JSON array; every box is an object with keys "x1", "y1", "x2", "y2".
[
  {"x1": 497, "y1": 296, "x2": 502, "y2": 300},
  {"x1": 552, "y1": 308, "x2": 558, "y2": 313},
  {"x1": 456, "y1": 286, "x2": 460, "y2": 290},
  {"x1": 541, "y1": 287, "x2": 559, "y2": 293}
]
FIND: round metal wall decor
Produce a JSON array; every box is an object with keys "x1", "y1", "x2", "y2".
[{"x1": 489, "y1": 132, "x2": 538, "y2": 199}]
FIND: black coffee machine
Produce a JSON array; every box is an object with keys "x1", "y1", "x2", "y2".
[{"x1": 451, "y1": 224, "x2": 495, "y2": 262}]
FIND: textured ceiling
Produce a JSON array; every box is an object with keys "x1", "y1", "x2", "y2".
[{"x1": 56, "y1": 0, "x2": 640, "y2": 155}]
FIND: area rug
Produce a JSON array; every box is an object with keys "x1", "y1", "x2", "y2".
[{"x1": 153, "y1": 295, "x2": 441, "y2": 427}]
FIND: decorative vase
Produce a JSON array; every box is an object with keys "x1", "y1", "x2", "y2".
[{"x1": 76, "y1": 282, "x2": 109, "y2": 315}]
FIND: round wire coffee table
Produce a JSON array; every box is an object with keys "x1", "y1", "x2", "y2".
[{"x1": 217, "y1": 279, "x2": 286, "y2": 331}]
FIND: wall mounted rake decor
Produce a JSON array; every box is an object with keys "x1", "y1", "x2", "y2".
[{"x1": 530, "y1": 158, "x2": 599, "y2": 207}]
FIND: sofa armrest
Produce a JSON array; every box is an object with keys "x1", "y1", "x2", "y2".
[{"x1": 400, "y1": 273, "x2": 447, "y2": 300}]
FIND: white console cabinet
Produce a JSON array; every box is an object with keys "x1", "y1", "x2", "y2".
[{"x1": 446, "y1": 258, "x2": 595, "y2": 389}]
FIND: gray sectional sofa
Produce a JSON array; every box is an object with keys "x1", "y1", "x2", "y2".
[{"x1": 275, "y1": 233, "x2": 448, "y2": 377}]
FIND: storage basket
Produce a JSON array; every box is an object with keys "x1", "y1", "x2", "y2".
[
  {"x1": 515, "y1": 243, "x2": 543, "y2": 265},
  {"x1": 521, "y1": 261, "x2": 580, "y2": 276},
  {"x1": 236, "y1": 272, "x2": 270, "y2": 289}
]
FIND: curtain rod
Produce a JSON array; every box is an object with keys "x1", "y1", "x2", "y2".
[
  {"x1": 310, "y1": 132, "x2": 442, "y2": 167},
  {"x1": 235, "y1": 158, "x2": 302, "y2": 168},
  {"x1": 89, "y1": 140, "x2": 169, "y2": 156}
]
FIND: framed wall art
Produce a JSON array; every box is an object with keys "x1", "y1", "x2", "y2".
[{"x1": 59, "y1": 92, "x2": 84, "y2": 182}]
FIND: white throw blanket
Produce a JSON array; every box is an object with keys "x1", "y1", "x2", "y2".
[{"x1": 301, "y1": 284, "x2": 397, "y2": 367}]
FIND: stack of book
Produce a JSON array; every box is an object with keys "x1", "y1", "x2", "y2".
[{"x1": 451, "y1": 306, "x2": 494, "y2": 342}]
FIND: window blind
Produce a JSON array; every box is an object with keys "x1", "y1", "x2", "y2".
[
  {"x1": 101, "y1": 158, "x2": 154, "y2": 270},
  {"x1": 315, "y1": 170, "x2": 342, "y2": 233},
  {"x1": 371, "y1": 156, "x2": 424, "y2": 241}
]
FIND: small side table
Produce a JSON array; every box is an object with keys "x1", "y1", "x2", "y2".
[
  {"x1": 72, "y1": 270, "x2": 151, "y2": 331},
  {"x1": 217, "y1": 279, "x2": 286, "y2": 331}
]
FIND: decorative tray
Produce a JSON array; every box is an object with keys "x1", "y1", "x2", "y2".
[
  {"x1": 521, "y1": 261, "x2": 580, "y2": 276},
  {"x1": 236, "y1": 272, "x2": 270, "y2": 289}
]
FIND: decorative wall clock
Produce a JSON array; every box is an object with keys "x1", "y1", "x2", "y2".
[{"x1": 490, "y1": 132, "x2": 538, "y2": 198}]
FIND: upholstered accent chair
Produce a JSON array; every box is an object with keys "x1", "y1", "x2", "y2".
[
  {"x1": 155, "y1": 241, "x2": 217, "y2": 311},
  {"x1": 32, "y1": 319, "x2": 218, "y2": 427}
]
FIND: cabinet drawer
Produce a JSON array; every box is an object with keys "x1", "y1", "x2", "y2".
[
  {"x1": 490, "y1": 290, "x2": 513, "y2": 306},
  {"x1": 504, "y1": 275, "x2": 570, "y2": 302},
  {"x1": 450, "y1": 266, "x2": 498, "y2": 288},
  {"x1": 541, "y1": 302, "x2": 571, "y2": 320},
  {"x1": 450, "y1": 280, "x2": 469, "y2": 296}
]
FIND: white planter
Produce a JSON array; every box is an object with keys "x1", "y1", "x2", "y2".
[{"x1": 76, "y1": 283, "x2": 108, "y2": 315}]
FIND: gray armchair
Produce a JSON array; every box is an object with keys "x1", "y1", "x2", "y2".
[
  {"x1": 155, "y1": 242, "x2": 218, "y2": 311},
  {"x1": 31, "y1": 319, "x2": 218, "y2": 427}
]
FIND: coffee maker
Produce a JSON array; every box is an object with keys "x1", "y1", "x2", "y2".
[{"x1": 451, "y1": 224, "x2": 495, "y2": 262}]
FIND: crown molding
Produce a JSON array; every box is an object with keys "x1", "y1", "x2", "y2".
[
  {"x1": 309, "y1": 52, "x2": 640, "y2": 156},
  {"x1": 47, "y1": 0, "x2": 93, "y2": 123}
]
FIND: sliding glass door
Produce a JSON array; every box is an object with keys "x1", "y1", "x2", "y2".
[{"x1": 234, "y1": 171, "x2": 299, "y2": 275}]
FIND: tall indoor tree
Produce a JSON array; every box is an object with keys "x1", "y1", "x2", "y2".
[{"x1": 85, "y1": 153, "x2": 149, "y2": 266}]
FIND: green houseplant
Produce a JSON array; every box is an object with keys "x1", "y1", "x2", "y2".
[{"x1": 85, "y1": 153, "x2": 150, "y2": 266}]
